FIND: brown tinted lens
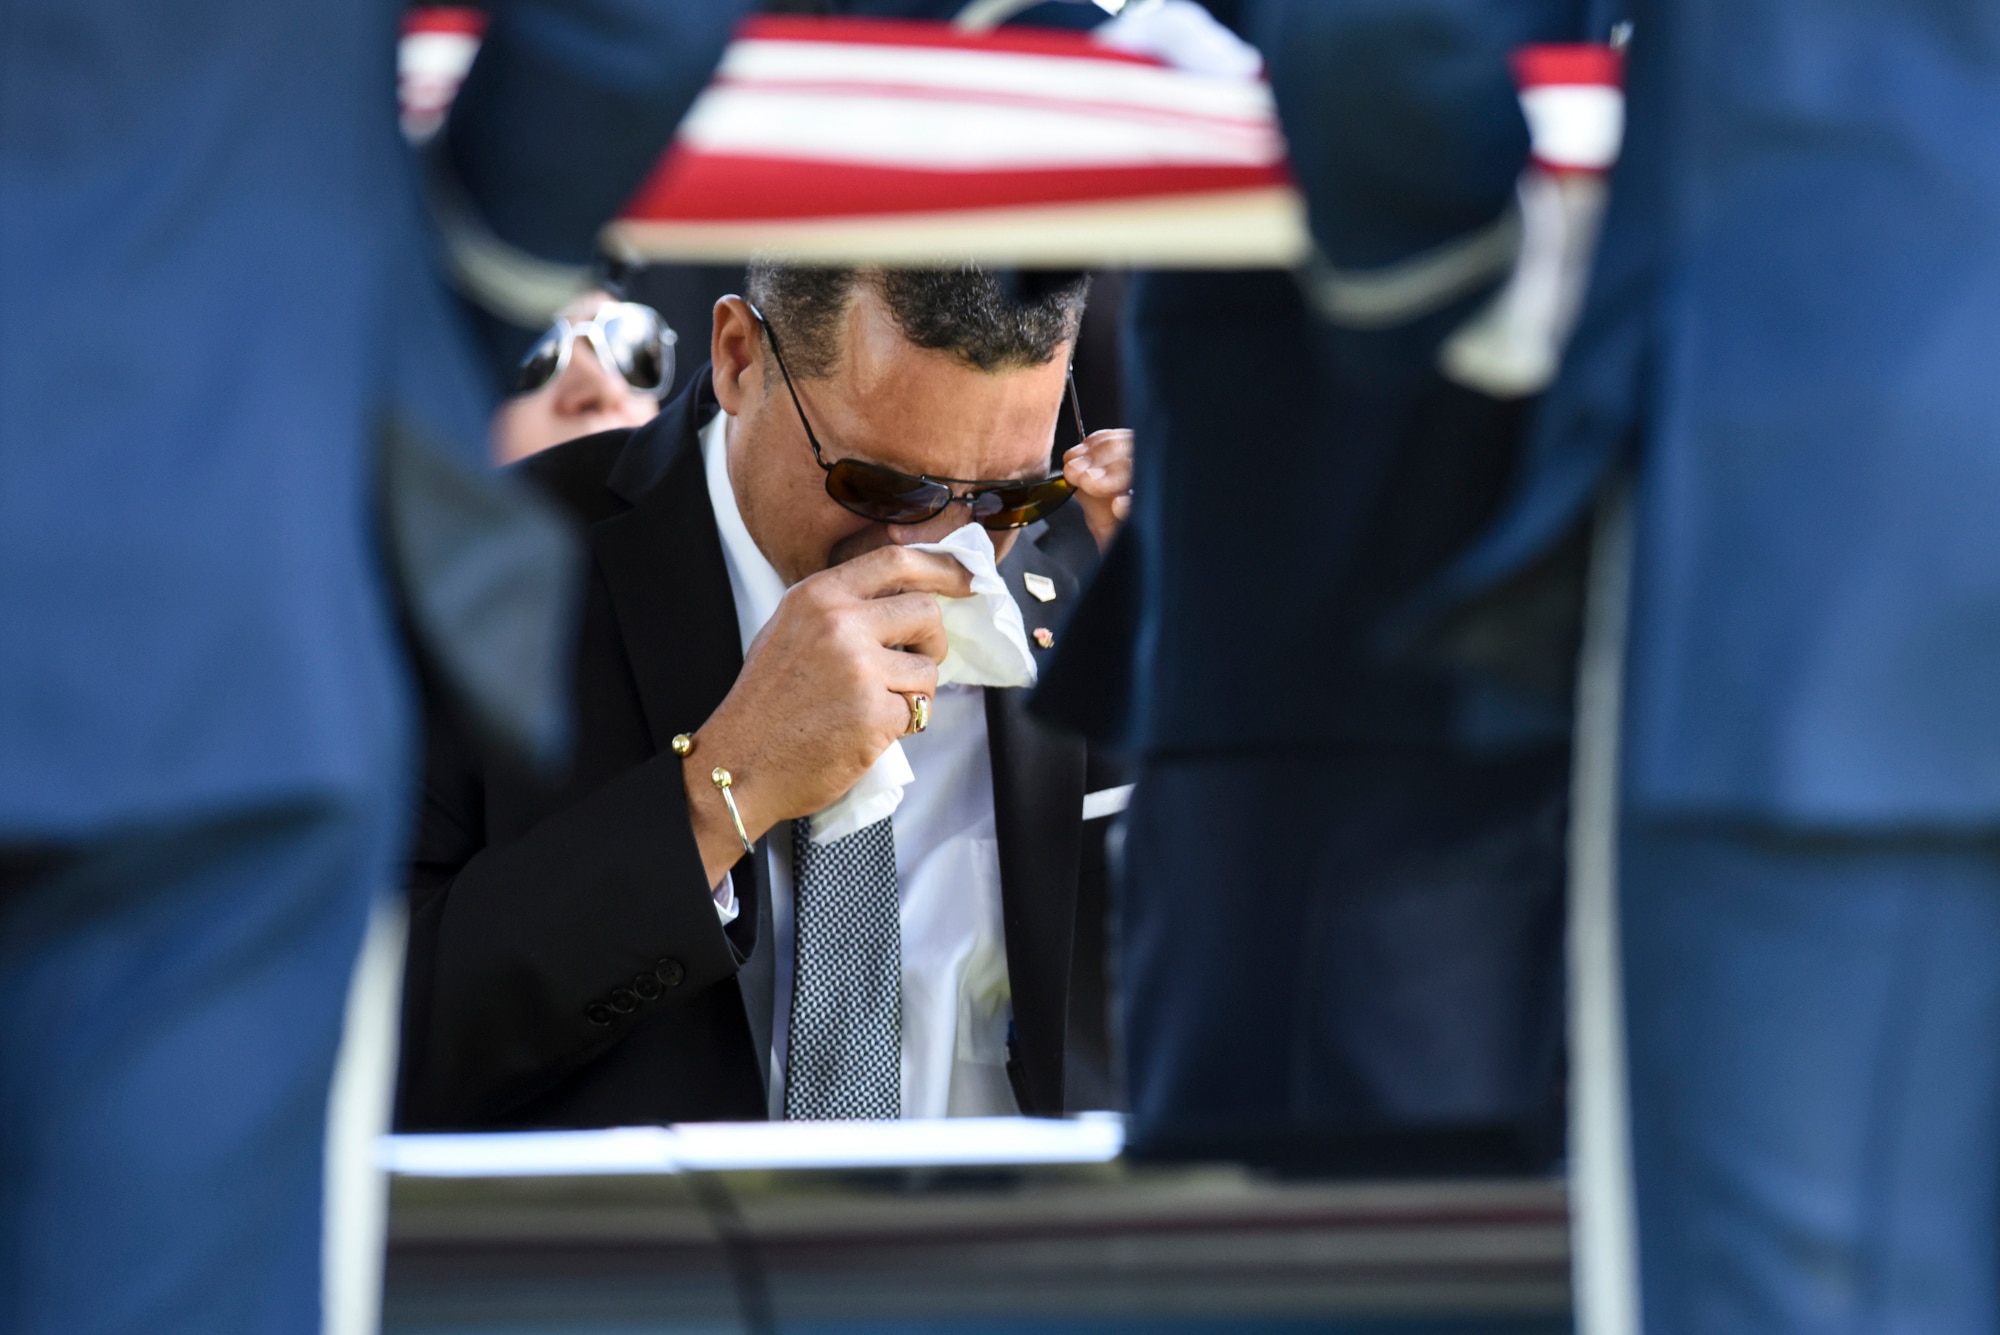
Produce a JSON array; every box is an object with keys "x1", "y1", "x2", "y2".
[
  {"x1": 826, "y1": 459, "x2": 953, "y2": 524},
  {"x1": 971, "y1": 476, "x2": 1075, "y2": 530}
]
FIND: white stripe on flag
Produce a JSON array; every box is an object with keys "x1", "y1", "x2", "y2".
[
  {"x1": 721, "y1": 38, "x2": 1276, "y2": 124},
  {"x1": 680, "y1": 88, "x2": 1283, "y2": 170},
  {"x1": 1521, "y1": 84, "x2": 1624, "y2": 171}
]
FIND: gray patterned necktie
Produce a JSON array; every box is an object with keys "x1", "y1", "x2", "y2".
[{"x1": 784, "y1": 815, "x2": 902, "y2": 1119}]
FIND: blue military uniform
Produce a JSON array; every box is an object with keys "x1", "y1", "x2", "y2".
[
  {"x1": 0, "y1": 1, "x2": 746, "y2": 1328},
  {"x1": 1031, "y1": 0, "x2": 1620, "y2": 1171},
  {"x1": 1419, "y1": 0, "x2": 2000, "y2": 1326}
]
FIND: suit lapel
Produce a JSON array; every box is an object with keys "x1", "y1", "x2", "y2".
[
  {"x1": 986, "y1": 529, "x2": 1088, "y2": 1114},
  {"x1": 593, "y1": 393, "x2": 742, "y2": 753},
  {"x1": 591, "y1": 375, "x2": 776, "y2": 1091}
]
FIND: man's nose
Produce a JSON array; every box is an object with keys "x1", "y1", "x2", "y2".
[
  {"x1": 885, "y1": 504, "x2": 973, "y2": 547},
  {"x1": 551, "y1": 343, "x2": 623, "y2": 417}
]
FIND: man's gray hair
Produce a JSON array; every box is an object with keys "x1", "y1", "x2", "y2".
[{"x1": 745, "y1": 263, "x2": 1089, "y2": 378}]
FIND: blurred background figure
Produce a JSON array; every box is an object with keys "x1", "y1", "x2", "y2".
[
  {"x1": 1039, "y1": 0, "x2": 1621, "y2": 1172},
  {"x1": 0, "y1": 0, "x2": 748, "y2": 1331},
  {"x1": 491, "y1": 288, "x2": 676, "y2": 465}
]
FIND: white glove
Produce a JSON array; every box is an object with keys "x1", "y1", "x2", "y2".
[{"x1": 1092, "y1": 0, "x2": 1263, "y2": 80}]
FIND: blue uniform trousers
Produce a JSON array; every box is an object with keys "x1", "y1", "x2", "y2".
[
  {"x1": 1120, "y1": 744, "x2": 1569, "y2": 1169},
  {"x1": 1621, "y1": 819, "x2": 2000, "y2": 1334},
  {"x1": 0, "y1": 796, "x2": 404, "y2": 1334}
]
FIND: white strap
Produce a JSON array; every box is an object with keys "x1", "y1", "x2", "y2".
[
  {"x1": 323, "y1": 897, "x2": 408, "y2": 1335},
  {"x1": 953, "y1": 0, "x2": 1057, "y2": 31},
  {"x1": 1081, "y1": 784, "x2": 1134, "y2": 821},
  {"x1": 423, "y1": 143, "x2": 596, "y2": 328},
  {"x1": 1568, "y1": 477, "x2": 1643, "y2": 1335},
  {"x1": 1299, "y1": 207, "x2": 1520, "y2": 329}
]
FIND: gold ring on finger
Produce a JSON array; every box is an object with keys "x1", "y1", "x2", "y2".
[{"x1": 904, "y1": 692, "x2": 931, "y2": 735}]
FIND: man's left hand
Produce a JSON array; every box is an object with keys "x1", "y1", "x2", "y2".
[{"x1": 1062, "y1": 428, "x2": 1134, "y2": 552}]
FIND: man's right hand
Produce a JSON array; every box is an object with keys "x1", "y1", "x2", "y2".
[{"x1": 682, "y1": 544, "x2": 973, "y2": 886}]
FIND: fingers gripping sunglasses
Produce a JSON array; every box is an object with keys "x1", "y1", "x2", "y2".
[
  {"x1": 751, "y1": 306, "x2": 1081, "y2": 532},
  {"x1": 513, "y1": 301, "x2": 677, "y2": 398}
]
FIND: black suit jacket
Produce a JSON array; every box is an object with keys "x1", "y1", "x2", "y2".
[{"x1": 397, "y1": 371, "x2": 1121, "y2": 1130}]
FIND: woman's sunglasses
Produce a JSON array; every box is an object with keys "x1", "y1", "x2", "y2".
[
  {"x1": 753, "y1": 307, "x2": 1079, "y2": 531},
  {"x1": 513, "y1": 300, "x2": 677, "y2": 398}
]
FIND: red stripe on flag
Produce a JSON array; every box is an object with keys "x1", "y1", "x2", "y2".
[
  {"x1": 622, "y1": 153, "x2": 1291, "y2": 223},
  {"x1": 403, "y1": 6, "x2": 487, "y2": 38},
  {"x1": 735, "y1": 14, "x2": 1165, "y2": 68},
  {"x1": 1511, "y1": 43, "x2": 1623, "y2": 88}
]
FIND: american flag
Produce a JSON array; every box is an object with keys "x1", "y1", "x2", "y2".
[
  {"x1": 609, "y1": 17, "x2": 1304, "y2": 267},
  {"x1": 401, "y1": 11, "x2": 1308, "y2": 268}
]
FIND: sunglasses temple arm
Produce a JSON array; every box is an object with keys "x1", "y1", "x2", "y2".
[
  {"x1": 1065, "y1": 368, "x2": 1088, "y2": 445},
  {"x1": 759, "y1": 316, "x2": 830, "y2": 466}
]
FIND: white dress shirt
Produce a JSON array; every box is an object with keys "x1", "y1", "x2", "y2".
[{"x1": 699, "y1": 408, "x2": 1019, "y2": 1119}]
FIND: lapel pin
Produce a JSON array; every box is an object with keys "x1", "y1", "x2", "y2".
[
  {"x1": 1033, "y1": 627, "x2": 1055, "y2": 649},
  {"x1": 1023, "y1": 572, "x2": 1057, "y2": 603}
]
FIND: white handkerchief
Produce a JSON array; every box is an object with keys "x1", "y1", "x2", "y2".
[
  {"x1": 807, "y1": 525, "x2": 1038, "y2": 844},
  {"x1": 805, "y1": 737, "x2": 915, "y2": 845},
  {"x1": 920, "y1": 523, "x2": 1038, "y2": 691}
]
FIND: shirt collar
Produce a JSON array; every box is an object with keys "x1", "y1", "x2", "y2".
[{"x1": 700, "y1": 406, "x2": 789, "y2": 657}]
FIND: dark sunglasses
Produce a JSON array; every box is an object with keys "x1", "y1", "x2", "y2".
[
  {"x1": 513, "y1": 300, "x2": 677, "y2": 398},
  {"x1": 751, "y1": 306, "x2": 1080, "y2": 531}
]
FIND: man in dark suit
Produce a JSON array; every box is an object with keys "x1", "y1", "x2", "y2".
[{"x1": 398, "y1": 265, "x2": 1132, "y2": 1129}]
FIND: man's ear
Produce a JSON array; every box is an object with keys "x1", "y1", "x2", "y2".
[{"x1": 709, "y1": 295, "x2": 762, "y2": 416}]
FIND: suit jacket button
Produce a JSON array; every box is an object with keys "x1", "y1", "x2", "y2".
[
  {"x1": 633, "y1": 972, "x2": 664, "y2": 1001},
  {"x1": 655, "y1": 958, "x2": 686, "y2": 988},
  {"x1": 585, "y1": 1004, "x2": 615, "y2": 1026},
  {"x1": 609, "y1": 988, "x2": 639, "y2": 1013}
]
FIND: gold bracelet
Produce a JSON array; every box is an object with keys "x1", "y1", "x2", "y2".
[
  {"x1": 674, "y1": 733, "x2": 755, "y2": 858},
  {"x1": 709, "y1": 767, "x2": 756, "y2": 857}
]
